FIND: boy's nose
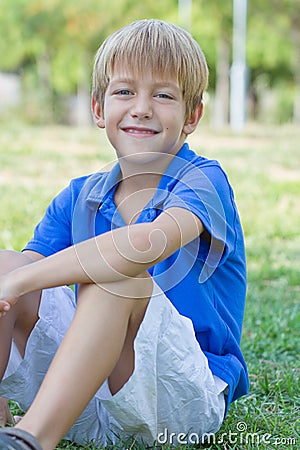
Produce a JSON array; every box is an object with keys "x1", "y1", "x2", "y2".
[{"x1": 130, "y1": 95, "x2": 152, "y2": 119}]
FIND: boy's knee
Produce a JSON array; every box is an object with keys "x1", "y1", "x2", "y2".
[
  {"x1": 101, "y1": 272, "x2": 153, "y2": 302},
  {"x1": 0, "y1": 250, "x2": 32, "y2": 274},
  {"x1": 78, "y1": 272, "x2": 153, "y2": 305}
]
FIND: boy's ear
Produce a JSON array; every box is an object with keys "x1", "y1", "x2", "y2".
[
  {"x1": 183, "y1": 102, "x2": 204, "y2": 135},
  {"x1": 91, "y1": 95, "x2": 105, "y2": 129}
]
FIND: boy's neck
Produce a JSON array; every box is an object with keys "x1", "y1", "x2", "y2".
[
  {"x1": 117, "y1": 151, "x2": 177, "y2": 187},
  {"x1": 114, "y1": 178, "x2": 158, "y2": 225},
  {"x1": 114, "y1": 150, "x2": 181, "y2": 224},
  {"x1": 118, "y1": 171, "x2": 162, "y2": 193}
]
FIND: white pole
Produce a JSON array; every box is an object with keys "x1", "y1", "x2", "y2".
[
  {"x1": 230, "y1": 0, "x2": 248, "y2": 131},
  {"x1": 178, "y1": 0, "x2": 192, "y2": 32}
]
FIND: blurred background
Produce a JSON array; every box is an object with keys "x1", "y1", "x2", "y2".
[{"x1": 0, "y1": 0, "x2": 298, "y2": 129}]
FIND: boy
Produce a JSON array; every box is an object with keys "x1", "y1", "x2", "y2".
[{"x1": 0, "y1": 19, "x2": 248, "y2": 450}]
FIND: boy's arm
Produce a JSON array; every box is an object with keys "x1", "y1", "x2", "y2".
[
  {"x1": 0, "y1": 207, "x2": 203, "y2": 312},
  {"x1": 22, "y1": 250, "x2": 45, "y2": 262}
]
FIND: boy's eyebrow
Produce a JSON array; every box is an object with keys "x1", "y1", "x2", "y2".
[
  {"x1": 109, "y1": 77, "x2": 180, "y2": 90},
  {"x1": 109, "y1": 77, "x2": 134, "y2": 86}
]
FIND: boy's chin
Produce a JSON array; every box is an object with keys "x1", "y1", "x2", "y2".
[{"x1": 118, "y1": 150, "x2": 175, "y2": 167}]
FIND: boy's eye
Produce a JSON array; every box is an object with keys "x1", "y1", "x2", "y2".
[
  {"x1": 155, "y1": 93, "x2": 174, "y2": 100},
  {"x1": 116, "y1": 89, "x2": 132, "y2": 96}
]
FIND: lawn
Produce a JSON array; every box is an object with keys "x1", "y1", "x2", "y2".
[{"x1": 0, "y1": 122, "x2": 299, "y2": 449}]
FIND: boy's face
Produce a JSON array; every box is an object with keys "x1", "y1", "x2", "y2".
[{"x1": 92, "y1": 66, "x2": 202, "y2": 165}]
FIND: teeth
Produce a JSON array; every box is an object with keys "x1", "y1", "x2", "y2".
[{"x1": 126, "y1": 128, "x2": 154, "y2": 134}]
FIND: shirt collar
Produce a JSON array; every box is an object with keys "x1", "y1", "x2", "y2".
[
  {"x1": 85, "y1": 162, "x2": 121, "y2": 207},
  {"x1": 85, "y1": 143, "x2": 194, "y2": 210}
]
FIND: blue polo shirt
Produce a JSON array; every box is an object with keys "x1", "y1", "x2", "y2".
[{"x1": 24, "y1": 143, "x2": 249, "y2": 410}]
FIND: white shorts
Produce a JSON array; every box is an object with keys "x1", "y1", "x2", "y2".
[{"x1": 0, "y1": 284, "x2": 227, "y2": 447}]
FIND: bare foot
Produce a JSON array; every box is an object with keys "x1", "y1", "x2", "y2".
[{"x1": 0, "y1": 397, "x2": 15, "y2": 427}]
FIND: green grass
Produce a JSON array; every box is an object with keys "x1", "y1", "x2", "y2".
[{"x1": 0, "y1": 122, "x2": 299, "y2": 449}]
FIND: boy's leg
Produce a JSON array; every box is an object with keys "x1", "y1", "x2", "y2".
[
  {"x1": 15, "y1": 274, "x2": 153, "y2": 450},
  {"x1": 0, "y1": 250, "x2": 42, "y2": 427}
]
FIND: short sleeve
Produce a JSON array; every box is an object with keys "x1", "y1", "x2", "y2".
[
  {"x1": 23, "y1": 177, "x2": 87, "y2": 256},
  {"x1": 162, "y1": 161, "x2": 238, "y2": 268}
]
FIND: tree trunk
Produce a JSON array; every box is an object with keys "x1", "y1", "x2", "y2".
[
  {"x1": 36, "y1": 53, "x2": 54, "y2": 122},
  {"x1": 291, "y1": 16, "x2": 300, "y2": 124},
  {"x1": 75, "y1": 51, "x2": 92, "y2": 127},
  {"x1": 212, "y1": 36, "x2": 230, "y2": 128}
]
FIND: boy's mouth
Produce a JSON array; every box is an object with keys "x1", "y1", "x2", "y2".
[{"x1": 121, "y1": 126, "x2": 159, "y2": 135}]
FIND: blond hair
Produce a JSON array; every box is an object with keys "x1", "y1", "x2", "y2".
[{"x1": 92, "y1": 19, "x2": 208, "y2": 119}]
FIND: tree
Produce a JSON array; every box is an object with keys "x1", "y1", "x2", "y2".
[
  {"x1": 191, "y1": 1, "x2": 233, "y2": 127},
  {"x1": 286, "y1": 0, "x2": 300, "y2": 123},
  {"x1": 0, "y1": 0, "x2": 178, "y2": 123},
  {"x1": 247, "y1": 0, "x2": 298, "y2": 122}
]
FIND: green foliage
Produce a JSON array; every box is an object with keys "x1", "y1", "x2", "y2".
[
  {"x1": 247, "y1": 2, "x2": 291, "y2": 70},
  {"x1": 0, "y1": 0, "x2": 177, "y2": 92},
  {"x1": 0, "y1": 0, "x2": 179, "y2": 122}
]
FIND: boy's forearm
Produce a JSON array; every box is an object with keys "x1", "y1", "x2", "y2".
[
  {"x1": 0, "y1": 208, "x2": 201, "y2": 311},
  {"x1": 14, "y1": 223, "x2": 164, "y2": 296}
]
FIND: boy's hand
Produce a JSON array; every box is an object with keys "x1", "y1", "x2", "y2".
[{"x1": 0, "y1": 274, "x2": 19, "y2": 318}]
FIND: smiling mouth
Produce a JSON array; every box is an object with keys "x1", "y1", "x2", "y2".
[{"x1": 122, "y1": 127, "x2": 158, "y2": 135}]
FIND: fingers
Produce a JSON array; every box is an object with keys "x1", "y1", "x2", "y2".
[{"x1": 0, "y1": 302, "x2": 11, "y2": 318}]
